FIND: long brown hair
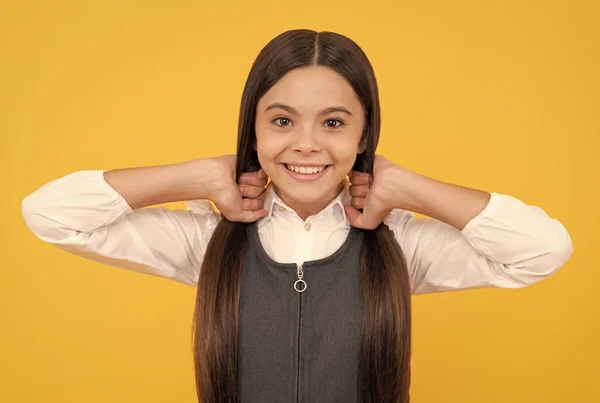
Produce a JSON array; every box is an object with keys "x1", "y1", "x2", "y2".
[{"x1": 192, "y1": 29, "x2": 412, "y2": 403}]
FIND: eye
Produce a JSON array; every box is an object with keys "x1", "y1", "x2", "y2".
[
  {"x1": 272, "y1": 117, "x2": 292, "y2": 127},
  {"x1": 324, "y1": 119, "x2": 344, "y2": 128}
]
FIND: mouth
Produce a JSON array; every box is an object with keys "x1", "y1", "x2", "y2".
[{"x1": 281, "y1": 163, "x2": 331, "y2": 182}]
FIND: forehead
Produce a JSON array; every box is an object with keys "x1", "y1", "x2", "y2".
[{"x1": 257, "y1": 65, "x2": 362, "y2": 113}]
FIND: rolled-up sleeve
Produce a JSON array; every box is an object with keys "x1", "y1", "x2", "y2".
[
  {"x1": 21, "y1": 170, "x2": 219, "y2": 286},
  {"x1": 384, "y1": 192, "x2": 574, "y2": 295}
]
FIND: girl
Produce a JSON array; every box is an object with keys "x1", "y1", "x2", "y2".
[{"x1": 21, "y1": 30, "x2": 573, "y2": 403}]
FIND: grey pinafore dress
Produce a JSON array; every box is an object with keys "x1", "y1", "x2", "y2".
[{"x1": 237, "y1": 222, "x2": 365, "y2": 402}]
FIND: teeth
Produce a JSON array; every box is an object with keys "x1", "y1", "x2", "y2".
[{"x1": 286, "y1": 164, "x2": 326, "y2": 175}]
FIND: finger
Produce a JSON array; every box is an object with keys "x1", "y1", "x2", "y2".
[
  {"x1": 237, "y1": 208, "x2": 269, "y2": 223},
  {"x1": 348, "y1": 171, "x2": 371, "y2": 185},
  {"x1": 349, "y1": 184, "x2": 369, "y2": 198},
  {"x1": 239, "y1": 169, "x2": 268, "y2": 186},
  {"x1": 242, "y1": 198, "x2": 265, "y2": 211},
  {"x1": 351, "y1": 197, "x2": 364, "y2": 210},
  {"x1": 256, "y1": 168, "x2": 267, "y2": 179},
  {"x1": 344, "y1": 205, "x2": 384, "y2": 230},
  {"x1": 223, "y1": 204, "x2": 268, "y2": 223},
  {"x1": 344, "y1": 206, "x2": 368, "y2": 229},
  {"x1": 239, "y1": 184, "x2": 267, "y2": 199},
  {"x1": 255, "y1": 186, "x2": 267, "y2": 199},
  {"x1": 239, "y1": 175, "x2": 268, "y2": 187}
]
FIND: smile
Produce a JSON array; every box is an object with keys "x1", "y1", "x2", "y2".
[
  {"x1": 284, "y1": 164, "x2": 327, "y2": 174},
  {"x1": 281, "y1": 163, "x2": 331, "y2": 182}
]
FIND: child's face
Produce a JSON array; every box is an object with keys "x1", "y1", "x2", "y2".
[{"x1": 255, "y1": 65, "x2": 366, "y2": 212}]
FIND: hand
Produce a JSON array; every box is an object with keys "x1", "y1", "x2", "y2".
[
  {"x1": 205, "y1": 155, "x2": 269, "y2": 223},
  {"x1": 344, "y1": 155, "x2": 400, "y2": 230}
]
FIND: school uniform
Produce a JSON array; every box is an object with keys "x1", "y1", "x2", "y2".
[{"x1": 21, "y1": 169, "x2": 573, "y2": 401}]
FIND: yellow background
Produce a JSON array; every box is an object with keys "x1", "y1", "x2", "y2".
[{"x1": 2, "y1": 1, "x2": 598, "y2": 402}]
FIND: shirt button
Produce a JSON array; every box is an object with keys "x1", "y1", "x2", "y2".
[
  {"x1": 278, "y1": 206, "x2": 286, "y2": 213},
  {"x1": 304, "y1": 223, "x2": 312, "y2": 231}
]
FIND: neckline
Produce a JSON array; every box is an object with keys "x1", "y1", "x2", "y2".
[{"x1": 246, "y1": 221, "x2": 360, "y2": 270}]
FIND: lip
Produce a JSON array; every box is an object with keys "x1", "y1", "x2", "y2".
[
  {"x1": 280, "y1": 163, "x2": 330, "y2": 182},
  {"x1": 284, "y1": 162, "x2": 329, "y2": 166}
]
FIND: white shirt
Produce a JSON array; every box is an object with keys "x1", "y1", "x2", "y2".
[{"x1": 21, "y1": 170, "x2": 573, "y2": 295}]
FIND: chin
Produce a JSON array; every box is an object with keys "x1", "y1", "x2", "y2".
[
  {"x1": 289, "y1": 191, "x2": 327, "y2": 205},
  {"x1": 276, "y1": 177, "x2": 344, "y2": 206},
  {"x1": 275, "y1": 185, "x2": 322, "y2": 203}
]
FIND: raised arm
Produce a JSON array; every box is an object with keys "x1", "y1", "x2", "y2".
[
  {"x1": 345, "y1": 155, "x2": 573, "y2": 295},
  {"x1": 21, "y1": 156, "x2": 268, "y2": 286},
  {"x1": 385, "y1": 192, "x2": 573, "y2": 295}
]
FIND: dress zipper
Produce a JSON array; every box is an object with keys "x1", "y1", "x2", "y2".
[
  {"x1": 295, "y1": 263, "x2": 305, "y2": 403},
  {"x1": 294, "y1": 263, "x2": 306, "y2": 293}
]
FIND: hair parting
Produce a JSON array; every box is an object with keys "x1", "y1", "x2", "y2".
[{"x1": 192, "y1": 29, "x2": 412, "y2": 403}]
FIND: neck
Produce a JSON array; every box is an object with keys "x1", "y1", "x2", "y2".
[{"x1": 274, "y1": 181, "x2": 345, "y2": 221}]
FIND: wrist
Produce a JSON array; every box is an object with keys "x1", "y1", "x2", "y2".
[
  {"x1": 172, "y1": 158, "x2": 224, "y2": 201},
  {"x1": 388, "y1": 166, "x2": 429, "y2": 213}
]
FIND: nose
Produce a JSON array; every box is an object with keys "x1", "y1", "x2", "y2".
[{"x1": 292, "y1": 127, "x2": 321, "y2": 155}]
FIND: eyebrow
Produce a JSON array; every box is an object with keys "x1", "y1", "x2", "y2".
[{"x1": 264, "y1": 102, "x2": 353, "y2": 116}]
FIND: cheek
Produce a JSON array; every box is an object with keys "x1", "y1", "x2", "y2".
[
  {"x1": 254, "y1": 123, "x2": 274, "y2": 156},
  {"x1": 326, "y1": 137, "x2": 362, "y2": 163},
  {"x1": 254, "y1": 132, "x2": 287, "y2": 174},
  {"x1": 256, "y1": 135, "x2": 283, "y2": 159}
]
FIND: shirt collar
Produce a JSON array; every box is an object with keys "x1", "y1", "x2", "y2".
[{"x1": 264, "y1": 179, "x2": 351, "y2": 224}]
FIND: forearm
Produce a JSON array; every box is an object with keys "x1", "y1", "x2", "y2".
[
  {"x1": 392, "y1": 167, "x2": 491, "y2": 231},
  {"x1": 104, "y1": 159, "x2": 214, "y2": 209}
]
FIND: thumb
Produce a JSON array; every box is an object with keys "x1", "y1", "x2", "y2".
[
  {"x1": 221, "y1": 201, "x2": 268, "y2": 223},
  {"x1": 344, "y1": 206, "x2": 371, "y2": 229},
  {"x1": 344, "y1": 205, "x2": 386, "y2": 230},
  {"x1": 238, "y1": 208, "x2": 268, "y2": 223}
]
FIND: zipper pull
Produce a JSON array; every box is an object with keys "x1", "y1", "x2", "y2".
[{"x1": 294, "y1": 264, "x2": 307, "y2": 293}]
